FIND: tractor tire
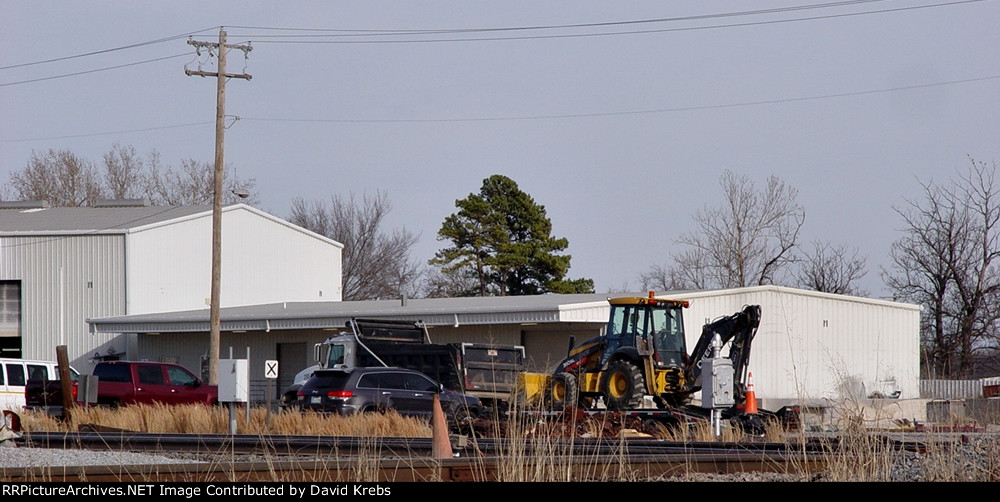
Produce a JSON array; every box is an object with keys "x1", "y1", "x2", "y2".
[
  {"x1": 600, "y1": 360, "x2": 645, "y2": 410},
  {"x1": 547, "y1": 372, "x2": 579, "y2": 411}
]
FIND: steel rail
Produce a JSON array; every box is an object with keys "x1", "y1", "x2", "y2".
[
  {"x1": 0, "y1": 451, "x2": 829, "y2": 482},
  {"x1": 9, "y1": 430, "x2": 957, "y2": 482},
  {"x1": 17, "y1": 431, "x2": 844, "y2": 457}
]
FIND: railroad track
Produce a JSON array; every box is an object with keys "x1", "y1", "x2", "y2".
[
  {"x1": 18, "y1": 430, "x2": 839, "y2": 456},
  {"x1": 16, "y1": 430, "x2": 935, "y2": 456},
  {"x1": 7, "y1": 430, "x2": 947, "y2": 482},
  {"x1": 0, "y1": 453, "x2": 826, "y2": 482}
]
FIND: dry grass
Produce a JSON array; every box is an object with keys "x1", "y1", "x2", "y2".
[
  {"x1": 485, "y1": 404, "x2": 646, "y2": 482},
  {"x1": 15, "y1": 401, "x2": 1000, "y2": 482},
  {"x1": 19, "y1": 404, "x2": 432, "y2": 437}
]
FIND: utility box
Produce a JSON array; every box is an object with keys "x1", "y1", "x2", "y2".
[
  {"x1": 702, "y1": 357, "x2": 734, "y2": 409},
  {"x1": 218, "y1": 359, "x2": 249, "y2": 403},
  {"x1": 80, "y1": 374, "x2": 99, "y2": 404}
]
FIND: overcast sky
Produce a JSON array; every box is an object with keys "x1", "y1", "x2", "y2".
[{"x1": 2, "y1": 1, "x2": 998, "y2": 299}]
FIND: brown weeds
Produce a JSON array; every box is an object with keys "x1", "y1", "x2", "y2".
[
  {"x1": 14, "y1": 402, "x2": 1000, "y2": 482},
  {"x1": 19, "y1": 404, "x2": 432, "y2": 437}
]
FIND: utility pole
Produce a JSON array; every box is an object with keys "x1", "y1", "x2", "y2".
[{"x1": 185, "y1": 28, "x2": 251, "y2": 385}]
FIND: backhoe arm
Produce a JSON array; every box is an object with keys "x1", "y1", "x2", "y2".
[{"x1": 686, "y1": 305, "x2": 761, "y2": 403}]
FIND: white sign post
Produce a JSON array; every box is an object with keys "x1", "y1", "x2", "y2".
[
  {"x1": 265, "y1": 360, "x2": 279, "y2": 379},
  {"x1": 264, "y1": 360, "x2": 278, "y2": 424}
]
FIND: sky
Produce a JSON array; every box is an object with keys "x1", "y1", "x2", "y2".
[{"x1": 2, "y1": 1, "x2": 998, "y2": 300}]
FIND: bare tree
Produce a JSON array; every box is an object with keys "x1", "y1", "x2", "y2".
[
  {"x1": 289, "y1": 191, "x2": 420, "y2": 301},
  {"x1": 4, "y1": 145, "x2": 259, "y2": 207},
  {"x1": 7, "y1": 149, "x2": 103, "y2": 206},
  {"x1": 797, "y1": 241, "x2": 868, "y2": 295},
  {"x1": 884, "y1": 158, "x2": 1000, "y2": 378},
  {"x1": 672, "y1": 170, "x2": 805, "y2": 289},
  {"x1": 102, "y1": 143, "x2": 148, "y2": 200},
  {"x1": 418, "y1": 267, "x2": 479, "y2": 298},
  {"x1": 668, "y1": 247, "x2": 715, "y2": 290},
  {"x1": 638, "y1": 263, "x2": 690, "y2": 293},
  {"x1": 147, "y1": 157, "x2": 258, "y2": 206}
]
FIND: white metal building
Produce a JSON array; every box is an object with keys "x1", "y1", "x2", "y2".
[
  {"x1": 678, "y1": 286, "x2": 922, "y2": 408},
  {"x1": 88, "y1": 286, "x2": 921, "y2": 408},
  {"x1": 0, "y1": 201, "x2": 343, "y2": 372}
]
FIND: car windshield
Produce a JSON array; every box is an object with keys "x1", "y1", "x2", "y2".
[
  {"x1": 55, "y1": 366, "x2": 80, "y2": 382},
  {"x1": 327, "y1": 345, "x2": 346, "y2": 366}
]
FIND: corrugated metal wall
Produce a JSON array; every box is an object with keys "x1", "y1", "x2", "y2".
[
  {"x1": 3, "y1": 207, "x2": 343, "y2": 373},
  {"x1": 679, "y1": 287, "x2": 921, "y2": 405},
  {"x1": 0, "y1": 234, "x2": 129, "y2": 371},
  {"x1": 920, "y1": 379, "x2": 995, "y2": 399}
]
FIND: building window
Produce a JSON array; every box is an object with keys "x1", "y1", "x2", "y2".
[{"x1": 0, "y1": 281, "x2": 22, "y2": 358}]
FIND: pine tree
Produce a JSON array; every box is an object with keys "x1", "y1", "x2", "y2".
[{"x1": 431, "y1": 174, "x2": 593, "y2": 296}]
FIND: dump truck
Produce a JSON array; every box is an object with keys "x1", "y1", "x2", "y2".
[{"x1": 305, "y1": 319, "x2": 526, "y2": 413}]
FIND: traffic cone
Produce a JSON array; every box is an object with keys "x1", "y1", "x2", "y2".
[
  {"x1": 744, "y1": 372, "x2": 758, "y2": 414},
  {"x1": 431, "y1": 394, "x2": 454, "y2": 459}
]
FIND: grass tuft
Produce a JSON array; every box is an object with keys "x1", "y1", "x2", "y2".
[{"x1": 20, "y1": 404, "x2": 432, "y2": 437}]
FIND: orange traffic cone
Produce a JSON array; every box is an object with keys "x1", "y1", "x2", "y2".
[
  {"x1": 744, "y1": 372, "x2": 758, "y2": 414},
  {"x1": 431, "y1": 394, "x2": 454, "y2": 459}
]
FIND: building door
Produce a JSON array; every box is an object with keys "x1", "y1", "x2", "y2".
[
  {"x1": 276, "y1": 343, "x2": 307, "y2": 392},
  {"x1": 520, "y1": 328, "x2": 601, "y2": 373},
  {"x1": 0, "y1": 281, "x2": 22, "y2": 359}
]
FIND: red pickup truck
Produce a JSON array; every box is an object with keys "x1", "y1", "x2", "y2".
[{"x1": 90, "y1": 361, "x2": 218, "y2": 407}]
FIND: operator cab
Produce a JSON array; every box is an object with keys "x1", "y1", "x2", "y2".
[{"x1": 604, "y1": 293, "x2": 688, "y2": 368}]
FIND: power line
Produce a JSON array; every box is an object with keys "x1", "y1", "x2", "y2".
[
  {"x1": 227, "y1": 0, "x2": 892, "y2": 36},
  {"x1": 3, "y1": 74, "x2": 994, "y2": 144},
  {"x1": 2, "y1": 2, "x2": 983, "y2": 85},
  {"x1": 239, "y1": 75, "x2": 1000, "y2": 124},
  {"x1": 4, "y1": 3, "x2": 896, "y2": 74},
  {"x1": 229, "y1": 0, "x2": 985, "y2": 44},
  {"x1": 0, "y1": 122, "x2": 214, "y2": 143},
  {"x1": 0, "y1": 53, "x2": 191, "y2": 87},
  {"x1": 0, "y1": 27, "x2": 219, "y2": 70}
]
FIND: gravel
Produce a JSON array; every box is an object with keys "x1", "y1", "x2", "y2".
[
  {"x1": 660, "y1": 435, "x2": 1000, "y2": 482},
  {"x1": 0, "y1": 442, "x2": 197, "y2": 469}
]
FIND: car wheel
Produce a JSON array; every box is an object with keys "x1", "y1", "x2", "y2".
[{"x1": 98, "y1": 398, "x2": 121, "y2": 409}]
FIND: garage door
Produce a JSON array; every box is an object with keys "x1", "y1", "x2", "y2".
[{"x1": 521, "y1": 328, "x2": 600, "y2": 373}]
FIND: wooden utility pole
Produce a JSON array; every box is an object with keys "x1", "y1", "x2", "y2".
[
  {"x1": 56, "y1": 345, "x2": 73, "y2": 421},
  {"x1": 185, "y1": 28, "x2": 251, "y2": 384}
]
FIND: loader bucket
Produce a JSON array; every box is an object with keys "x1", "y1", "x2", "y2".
[{"x1": 516, "y1": 372, "x2": 551, "y2": 407}]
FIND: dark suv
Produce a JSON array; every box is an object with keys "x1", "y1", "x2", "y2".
[{"x1": 296, "y1": 367, "x2": 483, "y2": 431}]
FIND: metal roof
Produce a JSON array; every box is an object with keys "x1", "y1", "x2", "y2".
[
  {"x1": 87, "y1": 293, "x2": 642, "y2": 334},
  {"x1": 85, "y1": 285, "x2": 920, "y2": 335},
  {"x1": 0, "y1": 205, "x2": 212, "y2": 234}
]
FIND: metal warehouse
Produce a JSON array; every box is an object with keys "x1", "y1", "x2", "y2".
[
  {"x1": 87, "y1": 286, "x2": 921, "y2": 409},
  {"x1": 0, "y1": 201, "x2": 343, "y2": 372}
]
